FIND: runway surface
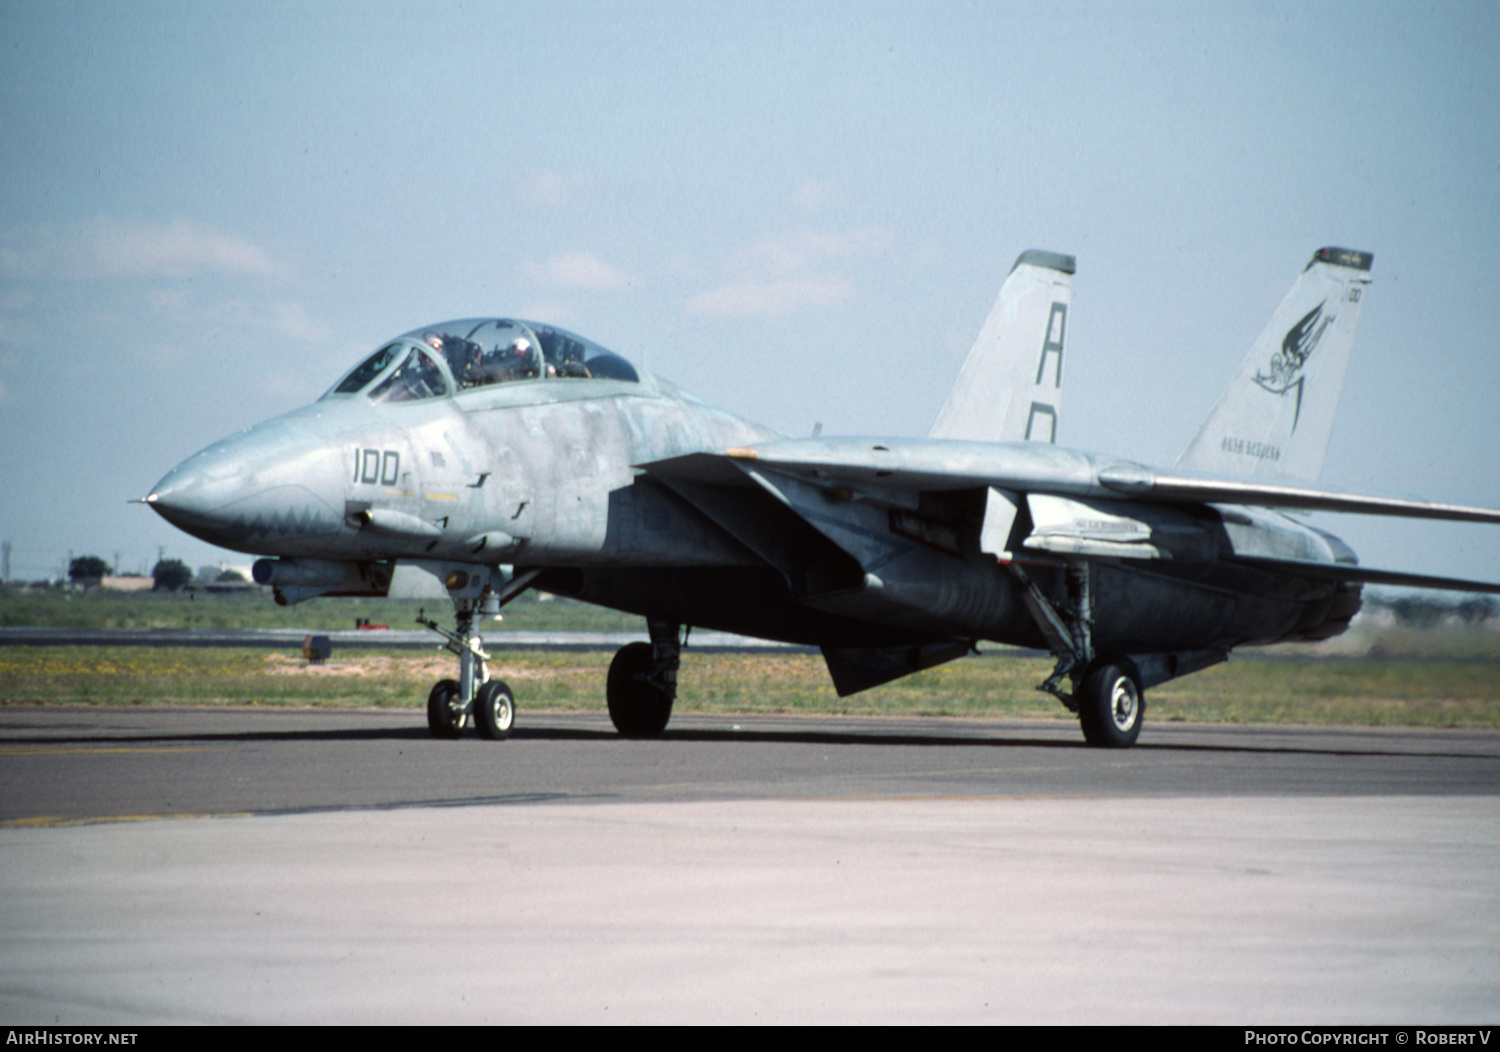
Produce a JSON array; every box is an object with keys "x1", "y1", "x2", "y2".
[{"x1": 2, "y1": 707, "x2": 1498, "y2": 1023}]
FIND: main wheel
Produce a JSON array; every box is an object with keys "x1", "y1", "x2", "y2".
[
  {"x1": 474, "y1": 679, "x2": 516, "y2": 741},
  {"x1": 427, "y1": 678, "x2": 465, "y2": 739},
  {"x1": 1078, "y1": 662, "x2": 1143, "y2": 748},
  {"x1": 607, "y1": 642, "x2": 674, "y2": 737}
]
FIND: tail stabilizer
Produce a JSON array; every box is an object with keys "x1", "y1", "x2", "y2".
[
  {"x1": 1176, "y1": 247, "x2": 1373, "y2": 483},
  {"x1": 929, "y1": 249, "x2": 1074, "y2": 444}
]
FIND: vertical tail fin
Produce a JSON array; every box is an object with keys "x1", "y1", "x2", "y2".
[
  {"x1": 1176, "y1": 247, "x2": 1373, "y2": 483},
  {"x1": 929, "y1": 249, "x2": 1075, "y2": 443}
]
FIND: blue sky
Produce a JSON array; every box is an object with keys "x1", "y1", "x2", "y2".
[{"x1": 1, "y1": 0, "x2": 1497, "y2": 585}]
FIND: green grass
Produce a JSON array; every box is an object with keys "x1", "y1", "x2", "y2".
[
  {"x1": 4, "y1": 647, "x2": 1498, "y2": 728},
  {"x1": 0, "y1": 589, "x2": 640, "y2": 632},
  {"x1": 1147, "y1": 656, "x2": 1500, "y2": 728},
  {"x1": 5, "y1": 591, "x2": 1499, "y2": 727}
]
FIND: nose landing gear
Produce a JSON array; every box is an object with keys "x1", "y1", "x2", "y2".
[
  {"x1": 417, "y1": 566, "x2": 541, "y2": 741},
  {"x1": 427, "y1": 678, "x2": 466, "y2": 738},
  {"x1": 417, "y1": 599, "x2": 504, "y2": 740}
]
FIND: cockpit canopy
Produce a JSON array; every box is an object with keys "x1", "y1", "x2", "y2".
[{"x1": 324, "y1": 318, "x2": 639, "y2": 404}]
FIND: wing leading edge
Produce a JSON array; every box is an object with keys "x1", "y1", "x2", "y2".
[
  {"x1": 703, "y1": 440, "x2": 1500, "y2": 526},
  {"x1": 641, "y1": 441, "x2": 1500, "y2": 596}
]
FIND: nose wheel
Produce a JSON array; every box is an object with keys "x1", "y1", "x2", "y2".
[
  {"x1": 417, "y1": 595, "x2": 516, "y2": 741},
  {"x1": 427, "y1": 679, "x2": 466, "y2": 738},
  {"x1": 474, "y1": 680, "x2": 515, "y2": 740}
]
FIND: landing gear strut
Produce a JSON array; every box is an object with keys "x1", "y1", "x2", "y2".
[
  {"x1": 418, "y1": 567, "x2": 541, "y2": 741},
  {"x1": 418, "y1": 598, "x2": 505, "y2": 740},
  {"x1": 1006, "y1": 561, "x2": 1145, "y2": 748},
  {"x1": 606, "y1": 619, "x2": 682, "y2": 736}
]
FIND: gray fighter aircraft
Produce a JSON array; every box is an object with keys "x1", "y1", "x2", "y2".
[{"x1": 146, "y1": 247, "x2": 1500, "y2": 747}]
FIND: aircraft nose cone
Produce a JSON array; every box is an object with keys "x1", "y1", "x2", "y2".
[
  {"x1": 146, "y1": 467, "x2": 238, "y2": 533},
  {"x1": 147, "y1": 416, "x2": 345, "y2": 554}
]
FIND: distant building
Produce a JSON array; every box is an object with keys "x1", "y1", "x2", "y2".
[
  {"x1": 197, "y1": 563, "x2": 254, "y2": 584},
  {"x1": 100, "y1": 575, "x2": 154, "y2": 592}
]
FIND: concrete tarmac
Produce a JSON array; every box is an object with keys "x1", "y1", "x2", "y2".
[{"x1": 2, "y1": 707, "x2": 1498, "y2": 1023}]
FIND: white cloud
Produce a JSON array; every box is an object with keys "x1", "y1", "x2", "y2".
[
  {"x1": 516, "y1": 301, "x2": 575, "y2": 325},
  {"x1": 145, "y1": 287, "x2": 194, "y2": 316},
  {"x1": 133, "y1": 288, "x2": 330, "y2": 345},
  {"x1": 531, "y1": 252, "x2": 636, "y2": 290},
  {"x1": 730, "y1": 228, "x2": 892, "y2": 277},
  {"x1": 689, "y1": 226, "x2": 892, "y2": 318},
  {"x1": 517, "y1": 169, "x2": 588, "y2": 207},
  {"x1": 0, "y1": 218, "x2": 275, "y2": 281},
  {"x1": 794, "y1": 179, "x2": 836, "y2": 212},
  {"x1": 260, "y1": 301, "x2": 333, "y2": 344},
  {"x1": 688, "y1": 275, "x2": 856, "y2": 318}
]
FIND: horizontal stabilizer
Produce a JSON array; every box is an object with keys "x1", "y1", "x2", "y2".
[
  {"x1": 1229, "y1": 555, "x2": 1500, "y2": 595},
  {"x1": 821, "y1": 641, "x2": 972, "y2": 696}
]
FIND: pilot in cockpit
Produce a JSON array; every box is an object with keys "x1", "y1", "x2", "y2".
[
  {"x1": 554, "y1": 352, "x2": 591, "y2": 378},
  {"x1": 474, "y1": 336, "x2": 540, "y2": 385},
  {"x1": 426, "y1": 332, "x2": 484, "y2": 388},
  {"x1": 537, "y1": 329, "x2": 592, "y2": 378}
]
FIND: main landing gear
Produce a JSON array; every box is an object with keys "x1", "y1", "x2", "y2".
[
  {"x1": 1006, "y1": 561, "x2": 1144, "y2": 748},
  {"x1": 606, "y1": 619, "x2": 682, "y2": 736},
  {"x1": 419, "y1": 567, "x2": 541, "y2": 741},
  {"x1": 1075, "y1": 661, "x2": 1143, "y2": 748}
]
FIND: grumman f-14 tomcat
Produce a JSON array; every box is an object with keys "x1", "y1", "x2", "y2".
[{"x1": 145, "y1": 246, "x2": 1500, "y2": 747}]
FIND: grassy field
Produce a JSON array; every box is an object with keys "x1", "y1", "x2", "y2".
[
  {"x1": 0, "y1": 589, "x2": 640, "y2": 632},
  {"x1": 4, "y1": 590, "x2": 1498, "y2": 727},
  {"x1": 3, "y1": 645, "x2": 1498, "y2": 728}
]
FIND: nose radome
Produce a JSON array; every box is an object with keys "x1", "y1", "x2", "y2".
[
  {"x1": 147, "y1": 458, "x2": 247, "y2": 527},
  {"x1": 147, "y1": 417, "x2": 346, "y2": 553}
]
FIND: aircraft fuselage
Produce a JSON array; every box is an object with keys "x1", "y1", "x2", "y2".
[{"x1": 151, "y1": 370, "x2": 1355, "y2": 661}]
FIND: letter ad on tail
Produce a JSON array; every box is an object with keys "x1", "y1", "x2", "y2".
[{"x1": 930, "y1": 249, "x2": 1075, "y2": 444}]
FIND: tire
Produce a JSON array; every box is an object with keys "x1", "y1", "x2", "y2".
[
  {"x1": 607, "y1": 641, "x2": 674, "y2": 737},
  {"x1": 474, "y1": 679, "x2": 515, "y2": 741},
  {"x1": 1078, "y1": 662, "x2": 1143, "y2": 748},
  {"x1": 427, "y1": 678, "x2": 464, "y2": 739}
]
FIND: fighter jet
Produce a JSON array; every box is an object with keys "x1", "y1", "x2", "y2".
[{"x1": 145, "y1": 247, "x2": 1500, "y2": 747}]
